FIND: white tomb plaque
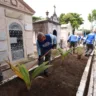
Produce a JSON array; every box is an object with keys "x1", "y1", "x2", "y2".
[
  {"x1": 10, "y1": 37, "x2": 17, "y2": 44},
  {"x1": 0, "y1": 51, "x2": 8, "y2": 62},
  {"x1": 0, "y1": 32, "x2": 7, "y2": 40},
  {"x1": 25, "y1": 23, "x2": 32, "y2": 31},
  {"x1": 0, "y1": 41, "x2": 7, "y2": 51}
]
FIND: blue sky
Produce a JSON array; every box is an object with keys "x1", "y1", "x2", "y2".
[{"x1": 24, "y1": 0, "x2": 96, "y2": 29}]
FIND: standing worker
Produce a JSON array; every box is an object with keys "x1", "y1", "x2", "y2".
[
  {"x1": 84, "y1": 31, "x2": 95, "y2": 56},
  {"x1": 67, "y1": 34, "x2": 78, "y2": 53},
  {"x1": 36, "y1": 32, "x2": 57, "y2": 76}
]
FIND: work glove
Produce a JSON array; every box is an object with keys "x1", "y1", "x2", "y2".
[{"x1": 52, "y1": 44, "x2": 57, "y2": 49}]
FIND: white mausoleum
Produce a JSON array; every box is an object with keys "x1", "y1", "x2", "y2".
[{"x1": 0, "y1": 0, "x2": 35, "y2": 63}]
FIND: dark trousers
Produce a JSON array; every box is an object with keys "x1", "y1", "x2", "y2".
[
  {"x1": 85, "y1": 44, "x2": 94, "y2": 56},
  {"x1": 70, "y1": 42, "x2": 77, "y2": 53},
  {"x1": 38, "y1": 51, "x2": 51, "y2": 74}
]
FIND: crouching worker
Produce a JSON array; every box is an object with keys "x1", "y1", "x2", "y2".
[
  {"x1": 84, "y1": 31, "x2": 95, "y2": 56},
  {"x1": 67, "y1": 34, "x2": 78, "y2": 53},
  {"x1": 36, "y1": 32, "x2": 57, "y2": 76}
]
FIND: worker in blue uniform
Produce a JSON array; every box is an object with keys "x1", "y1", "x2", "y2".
[
  {"x1": 36, "y1": 32, "x2": 57, "y2": 76},
  {"x1": 77, "y1": 35, "x2": 81, "y2": 45},
  {"x1": 67, "y1": 34, "x2": 78, "y2": 53},
  {"x1": 84, "y1": 32, "x2": 95, "y2": 56}
]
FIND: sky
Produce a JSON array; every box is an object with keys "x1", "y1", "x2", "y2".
[{"x1": 24, "y1": 0, "x2": 96, "y2": 29}]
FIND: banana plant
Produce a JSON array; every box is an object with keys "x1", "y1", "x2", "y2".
[{"x1": 5, "y1": 60, "x2": 52, "y2": 90}]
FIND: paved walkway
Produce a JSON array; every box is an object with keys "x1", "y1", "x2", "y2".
[
  {"x1": 2, "y1": 59, "x2": 38, "y2": 80},
  {"x1": 87, "y1": 50, "x2": 96, "y2": 96}
]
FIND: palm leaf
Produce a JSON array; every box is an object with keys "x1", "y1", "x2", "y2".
[
  {"x1": 5, "y1": 60, "x2": 23, "y2": 79},
  {"x1": 58, "y1": 48, "x2": 72, "y2": 60},
  {"x1": 32, "y1": 61, "x2": 52, "y2": 78},
  {"x1": 18, "y1": 64, "x2": 31, "y2": 90}
]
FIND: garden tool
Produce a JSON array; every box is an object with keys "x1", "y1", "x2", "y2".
[{"x1": 39, "y1": 49, "x2": 52, "y2": 60}]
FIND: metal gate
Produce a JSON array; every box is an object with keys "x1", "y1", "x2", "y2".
[{"x1": 9, "y1": 23, "x2": 24, "y2": 60}]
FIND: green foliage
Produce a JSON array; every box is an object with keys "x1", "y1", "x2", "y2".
[
  {"x1": 75, "y1": 47, "x2": 83, "y2": 55},
  {"x1": 88, "y1": 9, "x2": 96, "y2": 22},
  {"x1": 32, "y1": 61, "x2": 52, "y2": 78},
  {"x1": 58, "y1": 48, "x2": 72, "y2": 60},
  {"x1": 18, "y1": 64, "x2": 31, "y2": 90},
  {"x1": 59, "y1": 13, "x2": 84, "y2": 30},
  {"x1": 51, "y1": 49, "x2": 60, "y2": 57},
  {"x1": 32, "y1": 16, "x2": 45, "y2": 22},
  {"x1": 5, "y1": 60, "x2": 51, "y2": 90},
  {"x1": 88, "y1": 14, "x2": 93, "y2": 22},
  {"x1": 59, "y1": 13, "x2": 65, "y2": 24},
  {"x1": 92, "y1": 9, "x2": 96, "y2": 20}
]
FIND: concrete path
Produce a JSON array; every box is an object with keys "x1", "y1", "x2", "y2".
[
  {"x1": 2, "y1": 59, "x2": 37, "y2": 80},
  {"x1": 87, "y1": 50, "x2": 96, "y2": 96}
]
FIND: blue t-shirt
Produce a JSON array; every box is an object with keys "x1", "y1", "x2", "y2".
[
  {"x1": 78, "y1": 36, "x2": 81, "y2": 41},
  {"x1": 68, "y1": 34, "x2": 78, "y2": 42},
  {"x1": 37, "y1": 34, "x2": 52, "y2": 53},
  {"x1": 85, "y1": 33, "x2": 95, "y2": 44}
]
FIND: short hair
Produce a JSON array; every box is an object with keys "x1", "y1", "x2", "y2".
[{"x1": 37, "y1": 32, "x2": 45, "y2": 39}]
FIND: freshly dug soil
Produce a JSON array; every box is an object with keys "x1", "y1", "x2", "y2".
[{"x1": 0, "y1": 54, "x2": 88, "y2": 96}]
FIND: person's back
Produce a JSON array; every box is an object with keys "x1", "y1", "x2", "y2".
[
  {"x1": 68, "y1": 34, "x2": 78, "y2": 42},
  {"x1": 85, "y1": 33, "x2": 95, "y2": 44}
]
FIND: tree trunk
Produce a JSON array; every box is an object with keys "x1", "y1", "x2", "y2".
[{"x1": 72, "y1": 28, "x2": 75, "y2": 35}]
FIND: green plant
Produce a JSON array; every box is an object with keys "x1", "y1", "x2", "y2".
[
  {"x1": 5, "y1": 60, "x2": 51, "y2": 90},
  {"x1": 51, "y1": 49, "x2": 60, "y2": 58},
  {"x1": 75, "y1": 47, "x2": 83, "y2": 59},
  {"x1": 76, "y1": 47, "x2": 83, "y2": 55},
  {"x1": 58, "y1": 48, "x2": 72, "y2": 60}
]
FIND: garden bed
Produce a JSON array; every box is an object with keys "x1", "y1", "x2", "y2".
[{"x1": 0, "y1": 54, "x2": 88, "y2": 96}]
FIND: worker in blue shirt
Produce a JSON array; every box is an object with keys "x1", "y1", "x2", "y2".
[
  {"x1": 67, "y1": 34, "x2": 78, "y2": 53},
  {"x1": 93, "y1": 27, "x2": 96, "y2": 46},
  {"x1": 36, "y1": 32, "x2": 57, "y2": 76},
  {"x1": 77, "y1": 35, "x2": 81, "y2": 45},
  {"x1": 84, "y1": 32, "x2": 95, "y2": 56}
]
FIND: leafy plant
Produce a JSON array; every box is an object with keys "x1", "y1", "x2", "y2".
[
  {"x1": 51, "y1": 49, "x2": 60, "y2": 58},
  {"x1": 58, "y1": 48, "x2": 72, "y2": 60},
  {"x1": 75, "y1": 47, "x2": 83, "y2": 59},
  {"x1": 75, "y1": 47, "x2": 83, "y2": 55},
  {"x1": 5, "y1": 60, "x2": 51, "y2": 90}
]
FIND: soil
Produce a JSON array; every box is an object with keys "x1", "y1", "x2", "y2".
[{"x1": 0, "y1": 54, "x2": 88, "y2": 96}]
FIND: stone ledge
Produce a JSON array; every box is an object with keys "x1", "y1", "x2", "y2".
[{"x1": 76, "y1": 51, "x2": 94, "y2": 96}]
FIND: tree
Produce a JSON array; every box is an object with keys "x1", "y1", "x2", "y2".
[
  {"x1": 88, "y1": 13, "x2": 93, "y2": 22},
  {"x1": 88, "y1": 9, "x2": 96, "y2": 22},
  {"x1": 88, "y1": 9, "x2": 96, "y2": 29},
  {"x1": 92, "y1": 9, "x2": 96, "y2": 20},
  {"x1": 59, "y1": 13, "x2": 84, "y2": 34},
  {"x1": 32, "y1": 16, "x2": 44, "y2": 22},
  {"x1": 59, "y1": 13, "x2": 65, "y2": 24}
]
